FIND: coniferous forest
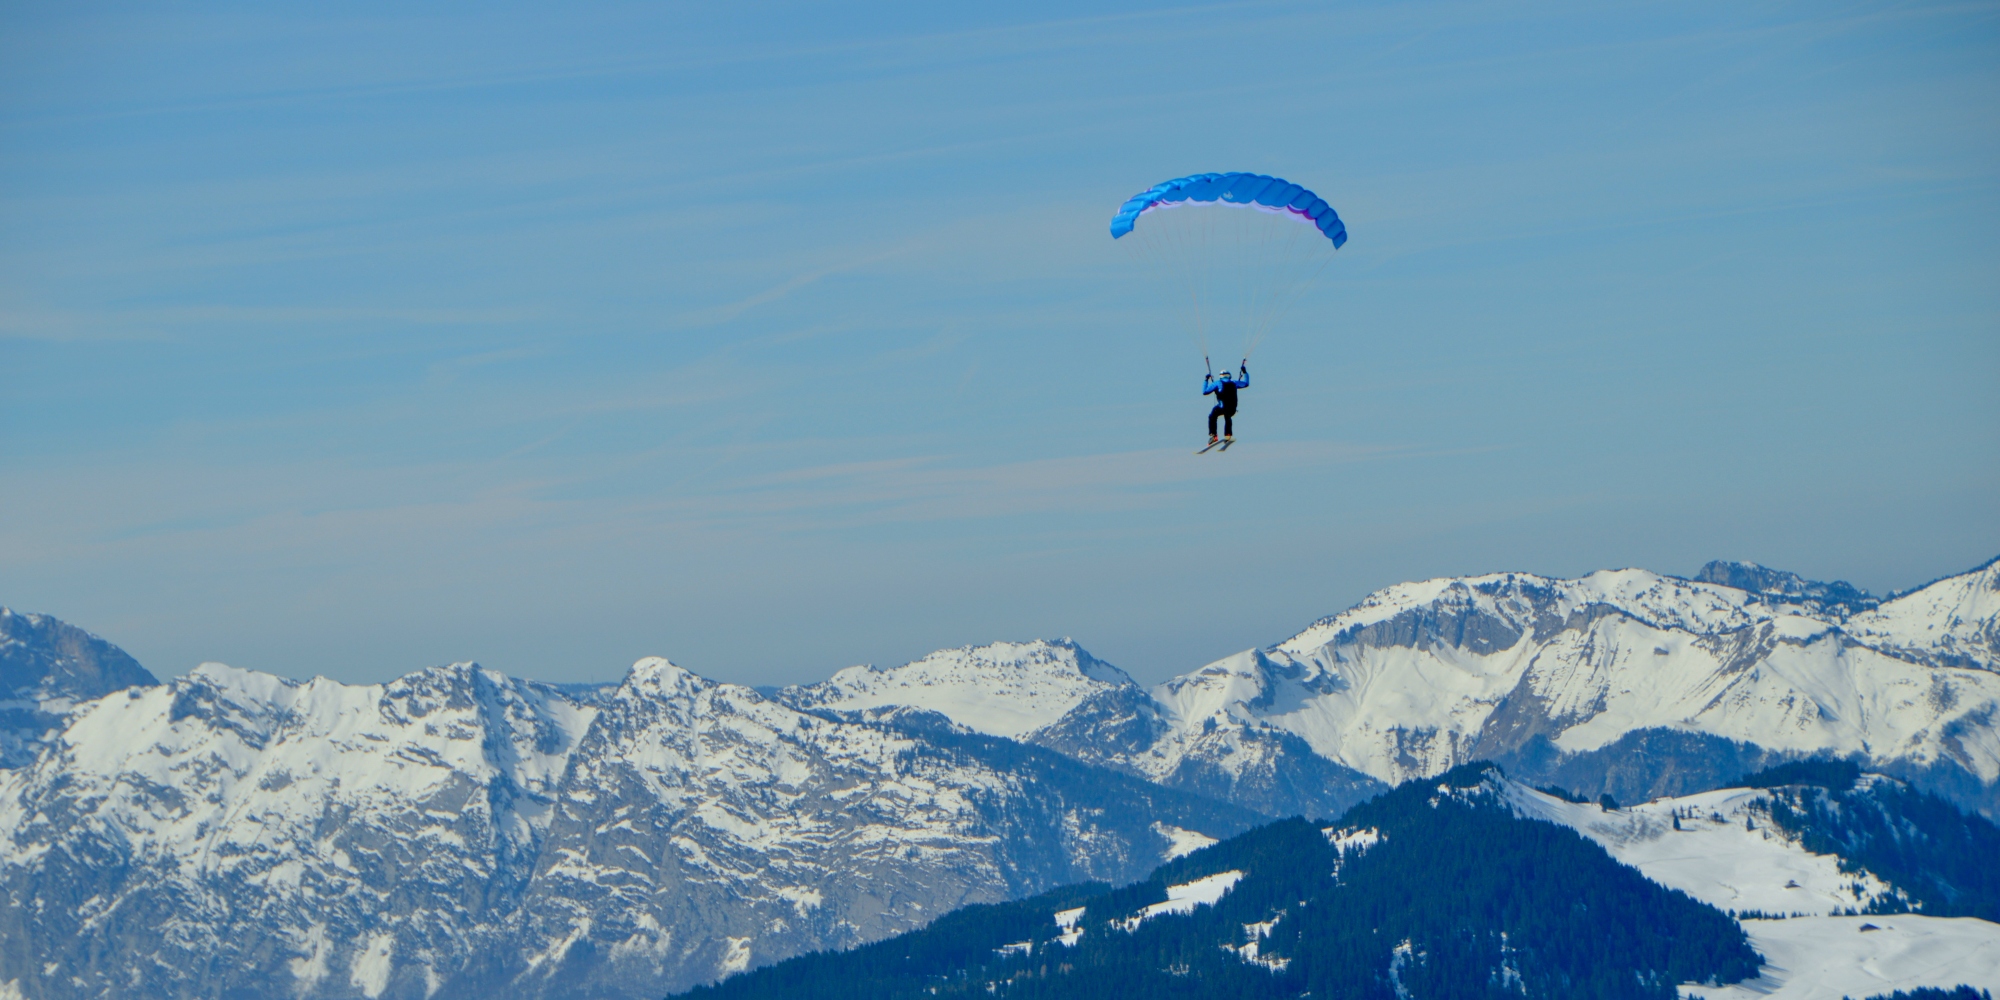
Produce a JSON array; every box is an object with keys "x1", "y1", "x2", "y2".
[{"x1": 674, "y1": 763, "x2": 1760, "y2": 1000}]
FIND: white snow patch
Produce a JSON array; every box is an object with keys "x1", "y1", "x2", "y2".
[
  {"x1": 348, "y1": 933, "x2": 393, "y2": 999},
  {"x1": 995, "y1": 940, "x2": 1033, "y2": 958},
  {"x1": 287, "y1": 923, "x2": 332, "y2": 993},
  {"x1": 609, "y1": 913, "x2": 673, "y2": 965},
  {"x1": 1232, "y1": 914, "x2": 1289, "y2": 971},
  {"x1": 1232, "y1": 939, "x2": 1289, "y2": 973},
  {"x1": 523, "y1": 919, "x2": 592, "y2": 976},
  {"x1": 1680, "y1": 916, "x2": 2000, "y2": 999},
  {"x1": 719, "y1": 936, "x2": 752, "y2": 975},
  {"x1": 1153, "y1": 822, "x2": 1217, "y2": 860},
  {"x1": 1053, "y1": 906, "x2": 1087, "y2": 947},
  {"x1": 776, "y1": 886, "x2": 823, "y2": 916},
  {"x1": 1114, "y1": 871, "x2": 1246, "y2": 930},
  {"x1": 1155, "y1": 870, "x2": 1244, "y2": 913},
  {"x1": 1846, "y1": 557, "x2": 2000, "y2": 669},
  {"x1": 1325, "y1": 826, "x2": 1381, "y2": 856}
]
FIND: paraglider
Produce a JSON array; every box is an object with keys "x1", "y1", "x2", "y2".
[
  {"x1": 1109, "y1": 172, "x2": 1346, "y2": 450},
  {"x1": 1200, "y1": 363, "x2": 1249, "y2": 451}
]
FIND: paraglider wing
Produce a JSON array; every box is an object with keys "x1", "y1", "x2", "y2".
[
  {"x1": 1109, "y1": 172, "x2": 1346, "y2": 248},
  {"x1": 1108, "y1": 172, "x2": 1348, "y2": 365}
]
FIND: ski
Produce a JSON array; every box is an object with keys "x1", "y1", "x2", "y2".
[
  {"x1": 1218, "y1": 438, "x2": 1234, "y2": 451},
  {"x1": 1196, "y1": 440, "x2": 1222, "y2": 454}
]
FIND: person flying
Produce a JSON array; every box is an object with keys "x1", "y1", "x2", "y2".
[{"x1": 1204, "y1": 363, "x2": 1248, "y2": 445}]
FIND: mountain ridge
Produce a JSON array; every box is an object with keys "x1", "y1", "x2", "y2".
[
  {"x1": 0, "y1": 650, "x2": 1254, "y2": 999},
  {"x1": 1, "y1": 553, "x2": 1995, "y2": 998}
]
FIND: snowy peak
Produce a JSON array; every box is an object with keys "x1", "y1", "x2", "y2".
[
  {"x1": 620, "y1": 654, "x2": 715, "y2": 701},
  {"x1": 1272, "y1": 568, "x2": 1789, "y2": 657},
  {"x1": 1845, "y1": 554, "x2": 2000, "y2": 671},
  {"x1": 781, "y1": 639, "x2": 1136, "y2": 738}
]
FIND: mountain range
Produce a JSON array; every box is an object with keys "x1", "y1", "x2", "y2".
[{"x1": 0, "y1": 554, "x2": 1994, "y2": 998}]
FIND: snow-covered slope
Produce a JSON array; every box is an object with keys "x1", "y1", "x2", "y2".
[
  {"x1": 1845, "y1": 555, "x2": 2000, "y2": 671},
  {"x1": 0, "y1": 656, "x2": 1253, "y2": 1000},
  {"x1": 1502, "y1": 780, "x2": 1892, "y2": 916},
  {"x1": 780, "y1": 639, "x2": 1132, "y2": 738},
  {"x1": 1497, "y1": 774, "x2": 2000, "y2": 998},
  {"x1": 1681, "y1": 916, "x2": 2000, "y2": 1000}
]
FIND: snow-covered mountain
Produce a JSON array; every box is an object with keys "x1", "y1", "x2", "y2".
[
  {"x1": 772, "y1": 640, "x2": 1388, "y2": 821},
  {"x1": 780, "y1": 639, "x2": 1132, "y2": 738},
  {"x1": 0, "y1": 650, "x2": 1252, "y2": 1000},
  {"x1": 761, "y1": 560, "x2": 2000, "y2": 822},
  {"x1": 1017, "y1": 557, "x2": 2000, "y2": 820},
  {"x1": 2, "y1": 553, "x2": 1996, "y2": 998}
]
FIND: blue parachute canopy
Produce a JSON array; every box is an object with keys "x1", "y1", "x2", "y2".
[{"x1": 1109, "y1": 172, "x2": 1347, "y2": 249}]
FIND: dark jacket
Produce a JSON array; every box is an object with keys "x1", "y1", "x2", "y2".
[{"x1": 1203, "y1": 371, "x2": 1248, "y2": 410}]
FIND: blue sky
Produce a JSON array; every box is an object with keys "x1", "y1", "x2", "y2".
[{"x1": 3, "y1": 0, "x2": 1996, "y2": 687}]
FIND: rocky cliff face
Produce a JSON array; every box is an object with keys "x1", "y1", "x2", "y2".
[{"x1": 0, "y1": 608, "x2": 158, "y2": 768}]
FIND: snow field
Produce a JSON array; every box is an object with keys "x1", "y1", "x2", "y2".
[
  {"x1": 1110, "y1": 870, "x2": 1247, "y2": 931},
  {"x1": 1503, "y1": 779, "x2": 2000, "y2": 998},
  {"x1": 1680, "y1": 916, "x2": 2000, "y2": 1000},
  {"x1": 1506, "y1": 785, "x2": 1891, "y2": 916}
]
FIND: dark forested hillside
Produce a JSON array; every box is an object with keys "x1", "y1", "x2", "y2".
[
  {"x1": 674, "y1": 763, "x2": 1760, "y2": 1000},
  {"x1": 1741, "y1": 761, "x2": 2000, "y2": 920}
]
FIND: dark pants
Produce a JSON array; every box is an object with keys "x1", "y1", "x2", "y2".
[{"x1": 1209, "y1": 405, "x2": 1235, "y2": 437}]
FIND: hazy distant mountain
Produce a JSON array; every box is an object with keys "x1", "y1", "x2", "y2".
[
  {"x1": 1691, "y1": 559, "x2": 1881, "y2": 615},
  {"x1": 0, "y1": 607, "x2": 157, "y2": 768}
]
